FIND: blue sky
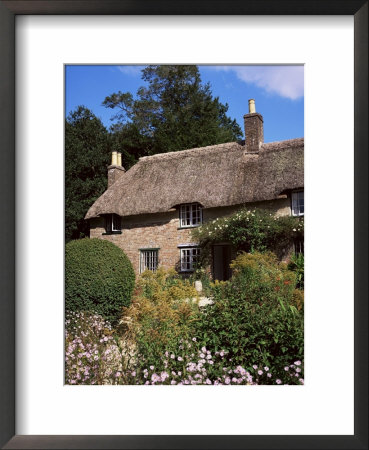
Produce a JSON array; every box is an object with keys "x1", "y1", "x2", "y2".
[{"x1": 65, "y1": 65, "x2": 304, "y2": 143}]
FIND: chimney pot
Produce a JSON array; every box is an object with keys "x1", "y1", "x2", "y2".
[
  {"x1": 108, "y1": 151, "x2": 125, "y2": 188},
  {"x1": 248, "y1": 99, "x2": 256, "y2": 114}
]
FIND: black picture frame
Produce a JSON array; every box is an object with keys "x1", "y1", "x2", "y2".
[{"x1": 0, "y1": 1, "x2": 367, "y2": 449}]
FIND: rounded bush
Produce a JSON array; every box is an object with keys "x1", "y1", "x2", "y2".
[{"x1": 65, "y1": 238, "x2": 135, "y2": 324}]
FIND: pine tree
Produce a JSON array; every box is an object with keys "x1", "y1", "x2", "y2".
[{"x1": 65, "y1": 106, "x2": 110, "y2": 242}]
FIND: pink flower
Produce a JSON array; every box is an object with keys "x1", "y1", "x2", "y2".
[
  {"x1": 253, "y1": 365, "x2": 258, "y2": 370},
  {"x1": 264, "y1": 367, "x2": 269, "y2": 371},
  {"x1": 294, "y1": 361, "x2": 302, "y2": 366},
  {"x1": 131, "y1": 371, "x2": 136, "y2": 376},
  {"x1": 258, "y1": 370, "x2": 263, "y2": 375},
  {"x1": 284, "y1": 366, "x2": 289, "y2": 371},
  {"x1": 276, "y1": 379, "x2": 282, "y2": 384},
  {"x1": 178, "y1": 356, "x2": 183, "y2": 362}
]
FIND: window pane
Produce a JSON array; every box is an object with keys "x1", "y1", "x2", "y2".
[
  {"x1": 180, "y1": 203, "x2": 202, "y2": 227},
  {"x1": 180, "y1": 247, "x2": 200, "y2": 271},
  {"x1": 141, "y1": 250, "x2": 158, "y2": 272}
]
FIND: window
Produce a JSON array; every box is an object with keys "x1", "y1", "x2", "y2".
[
  {"x1": 180, "y1": 247, "x2": 200, "y2": 272},
  {"x1": 291, "y1": 191, "x2": 304, "y2": 216},
  {"x1": 179, "y1": 203, "x2": 202, "y2": 228},
  {"x1": 105, "y1": 214, "x2": 121, "y2": 233},
  {"x1": 140, "y1": 249, "x2": 159, "y2": 273}
]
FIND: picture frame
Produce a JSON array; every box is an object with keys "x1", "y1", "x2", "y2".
[{"x1": 0, "y1": 1, "x2": 367, "y2": 448}]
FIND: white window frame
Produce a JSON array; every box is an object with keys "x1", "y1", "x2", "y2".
[
  {"x1": 105, "y1": 214, "x2": 121, "y2": 232},
  {"x1": 140, "y1": 249, "x2": 159, "y2": 273},
  {"x1": 179, "y1": 203, "x2": 203, "y2": 228},
  {"x1": 291, "y1": 191, "x2": 304, "y2": 217},
  {"x1": 180, "y1": 247, "x2": 201, "y2": 272}
]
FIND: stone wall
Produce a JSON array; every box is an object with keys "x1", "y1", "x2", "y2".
[{"x1": 89, "y1": 197, "x2": 291, "y2": 276}]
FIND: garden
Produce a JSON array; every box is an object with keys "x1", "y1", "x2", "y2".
[{"x1": 65, "y1": 208, "x2": 304, "y2": 385}]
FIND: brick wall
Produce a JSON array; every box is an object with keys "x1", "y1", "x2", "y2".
[
  {"x1": 244, "y1": 113, "x2": 264, "y2": 152},
  {"x1": 89, "y1": 197, "x2": 291, "y2": 276}
]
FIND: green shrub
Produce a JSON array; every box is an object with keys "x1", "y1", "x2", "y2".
[
  {"x1": 65, "y1": 238, "x2": 135, "y2": 324},
  {"x1": 194, "y1": 252, "x2": 304, "y2": 381},
  {"x1": 288, "y1": 253, "x2": 304, "y2": 289},
  {"x1": 192, "y1": 207, "x2": 304, "y2": 261},
  {"x1": 121, "y1": 268, "x2": 201, "y2": 368}
]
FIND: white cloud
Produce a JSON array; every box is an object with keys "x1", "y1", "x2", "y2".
[
  {"x1": 215, "y1": 65, "x2": 304, "y2": 100},
  {"x1": 116, "y1": 65, "x2": 144, "y2": 76}
]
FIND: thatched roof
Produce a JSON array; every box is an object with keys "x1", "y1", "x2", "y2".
[{"x1": 85, "y1": 138, "x2": 304, "y2": 219}]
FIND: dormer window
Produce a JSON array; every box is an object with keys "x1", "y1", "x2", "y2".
[
  {"x1": 105, "y1": 214, "x2": 121, "y2": 233},
  {"x1": 291, "y1": 191, "x2": 304, "y2": 217},
  {"x1": 179, "y1": 203, "x2": 203, "y2": 228}
]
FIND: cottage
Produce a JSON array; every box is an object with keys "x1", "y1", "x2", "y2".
[{"x1": 85, "y1": 100, "x2": 304, "y2": 280}]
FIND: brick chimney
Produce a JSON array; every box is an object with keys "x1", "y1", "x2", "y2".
[
  {"x1": 244, "y1": 99, "x2": 264, "y2": 152},
  {"x1": 108, "y1": 151, "x2": 125, "y2": 188}
]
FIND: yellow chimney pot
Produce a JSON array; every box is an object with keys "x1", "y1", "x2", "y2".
[
  {"x1": 111, "y1": 151, "x2": 118, "y2": 166},
  {"x1": 117, "y1": 152, "x2": 122, "y2": 167},
  {"x1": 248, "y1": 99, "x2": 256, "y2": 114}
]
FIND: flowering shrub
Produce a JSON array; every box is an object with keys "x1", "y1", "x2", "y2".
[
  {"x1": 230, "y1": 251, "x2": 297, "y2": 301},
  {"x1": 65, "y1": 259, "x2": 304, "y2": 385},
  {"x1": 192, "y1": 208, "x2": 304, "y2": 260},
  {"x1": 194, "y1": 253, "x2": 304, "y2": 378},
  {"x1": 120, "y1": 268, "x2": 201, "y2": 369},
  {"x1": 65, "y1": 311, "x2": 132, "y2": 385},
  {"x1": 122, "y1": 342, "x2": 303, "y2": 385}
]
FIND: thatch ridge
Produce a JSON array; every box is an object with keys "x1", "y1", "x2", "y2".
[
  {"x1": 85, "y1": 138, "x2": 304, "y2": 220},
  {"x1": 138, "y1": 141, "x2": 241, "y2": 162}
]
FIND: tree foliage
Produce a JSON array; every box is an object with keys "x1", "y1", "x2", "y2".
[
  {"x1": 65, "y1": 238, "x2": 135, "y2": 324},
  {"x1": 65, "y1": 106, "x2": 110, "y2": 242},
  {"x1": 66, "y1": 67, "x2": 244, "y2": 242},
  {"x1": 103, "y1": 65, "x2": 243, "y2": 156},
  {"x1": 192, "y1": 207, "x2": 304, "y2": 262}
]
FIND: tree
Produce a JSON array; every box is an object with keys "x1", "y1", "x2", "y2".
[
  {"x1": 65, "y1": 106, "x2": 110, "y2": 242},
  {"x1": 103, "y1": 65, "x2": 243, "y2": 156}
]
